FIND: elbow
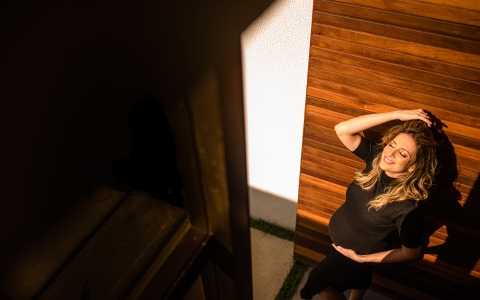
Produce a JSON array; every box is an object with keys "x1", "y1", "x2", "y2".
[
  {"x1": 403, "y1": 246, "x2": 422, "y2": 261},
  {"x1": 410, "y1": 252, "x2": 421, "y2": 260},
  {"x1": 334, "y1": 123, "x2": 343, "y2": 136}
]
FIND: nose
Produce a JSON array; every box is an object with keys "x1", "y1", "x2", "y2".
[{"x1": 386, "y1": 149, "x2": 396, "y2": 157}]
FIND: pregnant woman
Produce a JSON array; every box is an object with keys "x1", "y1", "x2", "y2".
[{"x1": 300, "y1": 109, "x2": 438, "y2": 300}]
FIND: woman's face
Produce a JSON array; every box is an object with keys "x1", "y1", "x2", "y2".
[{"x1": 380, "y1": 133, "x2": 417, "y2": 178}]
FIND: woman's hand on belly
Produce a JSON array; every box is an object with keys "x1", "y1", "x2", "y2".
[
  {"x1": 332, "y1": 244, "x2": 367, "y2": 263},
  {"x1": 333, "y1": 243, "x2": 421, "y2": 263}
]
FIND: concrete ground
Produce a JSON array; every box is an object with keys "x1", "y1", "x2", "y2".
[
  {"x1": 251, "y1": 227, "x2": 393, "y2": 300},
  {"x1": 251, "y1": 228, "x2": 294, "y2": 300}
]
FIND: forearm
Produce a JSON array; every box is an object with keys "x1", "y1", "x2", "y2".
[
  {"x1": 358, "y1": 248, "x2": 419, "y2": 263},
  {"x1": 334, "y1": 109, "x2": 431, "y2": 151},
  {"x1": 333, "y1": 244, "x2": 421, "y2": 264},
  {"x1": 334, "y1": 111, "x2": 400, "y2": 137}
]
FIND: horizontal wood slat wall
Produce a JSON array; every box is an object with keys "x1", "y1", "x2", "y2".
[{"x1": 294, "y1": 1, "x2": 480, "y2": 299}]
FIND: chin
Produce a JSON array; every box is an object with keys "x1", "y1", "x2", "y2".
[{"x1": 379, "y1": 162, "x2": 388, "y2": 172}]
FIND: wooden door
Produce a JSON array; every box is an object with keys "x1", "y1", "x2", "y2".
[
  {"x1": 295, "y1": 1, "x2": 480, "y2": 299},
  {"x1": 0, "y1": 45, "x2": 252, "y2": 300}
]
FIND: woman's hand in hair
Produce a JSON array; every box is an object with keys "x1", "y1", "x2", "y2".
[
  {"x1": 396, "y1": 109, "x2": 432, "y2": 126},
  {"x1": 335, "y1": 109, "x2": 431, "y2": 152}
]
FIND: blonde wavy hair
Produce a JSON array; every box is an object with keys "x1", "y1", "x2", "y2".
[{"x1": 355, "y1": 120, "x2": 438, "y2": 211}]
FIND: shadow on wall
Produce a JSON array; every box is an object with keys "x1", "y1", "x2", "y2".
[
  {"x1": 111, "y1": 97, "x2": 184, "y2": 208},
  {"x1": 249, "y1": 186, "x2": 298, "y2": 230},
  {"x1": 370, "y1": 113, "x2": 480, "y2": 298},
  {"x1": 420, "y1": 113, "x2": 480, "y2": 299}
]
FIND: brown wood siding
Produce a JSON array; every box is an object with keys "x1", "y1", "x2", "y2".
[{"x1": 294, "y1": 1, "x2": 480, "y2": 299}]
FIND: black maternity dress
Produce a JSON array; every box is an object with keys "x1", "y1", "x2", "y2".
[{"x1": 300, "y1": 137, "x2": 424, "y2": 299}]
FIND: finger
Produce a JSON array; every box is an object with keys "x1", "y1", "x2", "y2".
[
  {"x1": 414, "y1": 109, "x2": 432, "y2": 126},
  {"x1": 417, "y1": 110, "x2": 427, "y2": 117}
]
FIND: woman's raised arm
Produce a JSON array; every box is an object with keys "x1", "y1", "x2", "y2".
[{"x1": 334, "y1": 109, "x2": 431, "y2": 151}]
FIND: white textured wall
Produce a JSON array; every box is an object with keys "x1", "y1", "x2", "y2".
[{"x1": 241, "y1": 0, "x2": 313, "y2": 229}]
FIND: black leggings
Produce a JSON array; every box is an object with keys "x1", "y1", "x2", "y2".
[{"x1": 300, "y1": 248, "x2": 376, "y2": 299}]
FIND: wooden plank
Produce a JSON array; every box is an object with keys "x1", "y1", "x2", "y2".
[
  {"x1": 418, "y1": 199, "x2": 465, "y2": 228},
  {"x1": 306, "y1": 82, "x2": 480, "y2": 140},
  {"x1": 372, "y1": 271, "x2": 447, "y2": 300},
  {"x1": 306, "y1": 97, "x2": 369, "y2": 118},
  {"x1": 308, "y1": 68, "x2": 480, "y2": 119},
  {"x1": 294, "y1": 234, "x2": 332, "y2": 259},
  {"x1": 299, "y1": 191, "x2": 344, "y2": 209},
  {"x1": 301, "y1": 167, "x2": 350, "y2": 188},
  {"x1": 424, "y1": 246, "x2": 480, "y2": 276},
  {"x1": 40, "y1": 193, "x2": 187, "y2": 299},
  {"x1": 423, "y1": 253, "x2": 480, "y2": 282},
  {"x1": 302, "y1": 131, "x2": 348, "y2": 154},
  {"x1": 455, "y1": 176, "x2": 479, "y2": 195},
  {"x1": 299, "y1": 184, "x2": 347, "y2": 206},
  {"x1": 313, "y1": 0, "x2": 480, "y2": 41},
  {"x1": 302, "y1": 131, "x2": 348, "y2": 150},
  {"x1": 373, "y1": 266, "x2": 470, "y2": 300},
  {"x1": 416, "y1": 0, "x2": 480, "y2": 11},
  {"x1": 295, "y1": 210, "x2": 332, "y2": 243},
  {"x1": 305, "y1": 98, "x2": 480, "y2": 166},
  {"x1": 300, "y1": 184, "x2": 341, "y2": 204},
  {"x1": 432, "y1": 177, "x2": 478, "y2": 201},
  {"x1": 302, "y1": 152, "x2": 358, "y2": 176},
  {"x1": 294, "y1": 244, "x2": 327, "y2": 264},
  {"x1": 298, "y1": 202, "x2": 336, "y2": 218},
  {"x1": 424, "y1": 220, "x2": 449, "y2": 237},
  {"x1": 299, "y1": 189, "x2": 344, "y2": 207},
  {"x1": 1, "y1": 187, "x2": 127, "y2": 300},
  {"x1": 307, "y1": 85, "x2": 395, "y2": 115},
  {"x1": 333, "y1": 0, "x2": 480, "y2": 27},
  {"x1": 424, "y1": 209, "x2": 480, "y2": 238},
  {"x1": 309, "y1": 47, "x2": 480, "y2": 95},
  {"x1": 456, "y1": 156, "x2": 480, "y2": 179},
  {"x1": 301, "y1": 160, "x2": 354, "y2": 183},
  {"x1": 295, "y1": 227, "x2": 330, "y2": 245},
  {"x1": 304, "y1": 113, "x2": 337, "y2": 129},
  {"x1": 409, "y1": 255, "x2": 480, "y2": 283},
  {"x1": 299, "y1": 180, "x2": 346, "y2": 202},
  {"x1": 309, "y1": 57, "x2": 480, "y2": 106},
  {"x1": 306, "y1": 83, "x2": 480, "y2": 137},
  {"x1": 302, "y1": 141, "x2": 360, "y2": 166},
  {"x1": 305, "y1": 103, "x2": 352, "y2": 123},
  {"x1": 300, "y1": 177, "x2": 347, "y2": 205},
  {"x1": 302, "y1": 133, "x2": 353, "y2": 157},
  {"x1": 312, "y1": 10, "x2": 480, "y2": 55},
  {"x1": 311, "y1": 23, "x2": 480, "y2": 69},
  {"x1": 304, "y1": 121, "x2": 337, "y2": 139},
  {"x1": 310, "y1": 35, "x2": 480, "y2": 83},
  {"x1": 302, "y1": 144, "x2": 365, "y2": 170},
  {"x1": 297, "y1": 203, "x2": 334, "y2": 226}
]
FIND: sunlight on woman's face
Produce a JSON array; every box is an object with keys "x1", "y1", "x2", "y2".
[{"x1": 379, "y1": 133, "x2": 417, "y2": 178}]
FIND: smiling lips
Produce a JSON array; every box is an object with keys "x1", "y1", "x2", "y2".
[{"x1": 384, "y1": 156, "x2": 394, "y2": 164}]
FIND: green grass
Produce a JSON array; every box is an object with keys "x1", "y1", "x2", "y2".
[
  {"x1": 275, "y1": 261, "x2": 309, "y2": 300},
  {"x1": 250, "y1": 217, "x2": 295, "y2": 241},
  {"x1": 250, "y1": 217, "x2": 309, "y2": 300}
]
